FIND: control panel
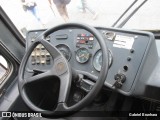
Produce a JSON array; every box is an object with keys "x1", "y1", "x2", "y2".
[
  {"x1": 76, "y1": 34, "x2": 94, "y2": 49},
  {"x1": 30, "y1": 44, "x2": 51, "y2": 65},
  {"x1": 26, "y1": 28, "x2": 155, "y2": 95},
  {"x1": 26, "y1": 30, "x2": 53, "y2": 71}
]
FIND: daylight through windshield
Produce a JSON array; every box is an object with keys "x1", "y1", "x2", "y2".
[{"x1": 1, "y1": 0, "x2": 160, "y2": 36}]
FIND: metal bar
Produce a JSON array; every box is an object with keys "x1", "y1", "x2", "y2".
[
  {"x1": 117, "y1": 0, "x2": 148, "y2": 28},
  {"x1": 112, "y1": 0, "x2": 138, "y2": 27}
]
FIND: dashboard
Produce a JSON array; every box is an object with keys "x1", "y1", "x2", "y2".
[{"x1": 26, "y1": 27, "x2": 158, "y2": 97}]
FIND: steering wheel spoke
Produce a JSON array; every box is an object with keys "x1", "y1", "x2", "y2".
[
  {"x1": 51, "y1": 56, "x2": 71, "y2": 103},
  {"x1": 40, "y1": 39, "x2": 61, "y2": 59},
  {"x1": 58, "y1": 72, "x2": 71, "y2": 103},
  {"x1": 24, "y1": 70, "x2": 52, "y2": 84}
]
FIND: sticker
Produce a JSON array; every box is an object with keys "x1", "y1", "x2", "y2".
[{"x1": 113, "y1": 35, "x2": 134, "y2": 49}]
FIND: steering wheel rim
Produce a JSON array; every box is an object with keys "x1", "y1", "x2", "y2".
[{"x1": 18, "y1": 23, "x2": 109, "y2": 116}]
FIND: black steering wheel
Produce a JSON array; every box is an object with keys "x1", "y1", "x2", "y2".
[{"x1": 18, "y1": 23, "x2": 109, "y2": 116}]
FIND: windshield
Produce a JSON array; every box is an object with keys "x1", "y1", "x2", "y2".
[{"x1": 1, "y1": 0, "x2": 160, "y2": 36}]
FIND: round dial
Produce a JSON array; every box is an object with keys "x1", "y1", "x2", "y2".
[
  {"x1": 76, "y1": 48, "x2": 90, "y2": 63},
  {"x1": 93, "y1": 50, "x2": 113, "y2": 71},
  {"x1": 56, "y1": 44, "x2": 71, "y2": 61}
]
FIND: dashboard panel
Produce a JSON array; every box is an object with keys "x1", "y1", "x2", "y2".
[{"x1": 26, "y1": 27, "x2": 158, "y2": 96}]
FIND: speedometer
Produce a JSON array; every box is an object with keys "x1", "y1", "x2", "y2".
[{"x1": 93, "y1": 50, "x2": 113, "y2": 71}]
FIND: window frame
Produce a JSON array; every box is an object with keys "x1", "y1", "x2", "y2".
[
  {"x1": 0, "y1": 7, "x2": 24, "y2": 97},
  {"x1": 0, "y1": 62, "x2": 9, "y2": 84},
  {"x1": 0, "y1": 43, "x2": 19, "y2": 97}
]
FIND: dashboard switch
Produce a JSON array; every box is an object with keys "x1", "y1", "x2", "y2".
[
  {"x1": 46, "y1": 57, "x2": 51, "y2": 64},
  {"x1": 36, "y1": 57, "x2": 40, "y2": 64},
  {"x1": 36, "y1": 51, "x2": 40, "y2": 57},
  {"x1": 31, "y1": 52, "x2": 35, "y2": 57},
  {"x1": 113, "y1": 73, "x2": 126, "y2": 88},
  {"x1": 41, "y1": 51, "x2": 45, "y2": 56},
  {"x1": 114, "y1": 73, "x2": 126, "y2": 83},
  {"x1": 46, "y1": 52, "x2": 50, "y2": 57},
  {"x1": 41, "y1": 57, "x2": 46, "y2": 64},
  {"x1": 113, "y1": 81, "x2": 123, "y2": 88},
  {"x1": 31, "y1": 58, "x2": 36, "y2": 65},
  {"x1": 36, "y1": 44, "x2": 41, "y2": 49},
  {"x1": 41, "y1": 60, "x2": 46, "y2": 64},
  {"x1": 41, "y1": 45, "x2": 45, "y2": 50},
  {"x1": 46, "y1": 57, "x2": 50, "y2": 61}
]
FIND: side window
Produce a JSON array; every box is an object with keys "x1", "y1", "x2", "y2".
[{"x1": 0, "y1": 55, "x2": 9, "y2": 85}]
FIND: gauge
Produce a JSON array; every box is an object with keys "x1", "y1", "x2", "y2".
[
  {"x1": 76, "y1": 48, "x2": 90, "y2": 63},
  {"x1": 56, "y1": 44, "x2": 71, "y2": 61},
  {"x1": 93, "y1": 50, "x2": 113, "y2": 71}
]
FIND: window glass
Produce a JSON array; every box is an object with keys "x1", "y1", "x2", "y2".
[
  {"x1": 0, "y1": 55, "x2": 9, "y2": 84},
  {"x1": 1, "y1": 0, "x2": 160, "y2": 37}
]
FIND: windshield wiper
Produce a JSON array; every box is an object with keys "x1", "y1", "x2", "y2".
[
  {"x1": 112, "y1": 0, "x2": 138, "y2": 27},
  {"x1": 112, "y1": 0, "x2": 148, "y2": 28}
]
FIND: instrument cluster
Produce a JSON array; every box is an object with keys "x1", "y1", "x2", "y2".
[{"x1": 54, "y1": 33, "x2": 113, "y2": 72}]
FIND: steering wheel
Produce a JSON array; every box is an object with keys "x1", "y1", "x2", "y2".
[{"x1": 18, "y1": 23, "x2": 109, "y2": 116}]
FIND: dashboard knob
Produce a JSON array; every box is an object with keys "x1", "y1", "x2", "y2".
[
  {"x1": 114, "y1": 81, "x2": 123, "y2": 88},
  {"x1": 114, "y1": 73, "x2": 126, "y2": 83},
  {"x1": 113, "y1": 73, "x2": 126, "y2": 88}
]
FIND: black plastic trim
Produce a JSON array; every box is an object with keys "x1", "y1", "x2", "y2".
[{"x1": 0, "y1": 6, "x2": 25, "y2": 47}]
